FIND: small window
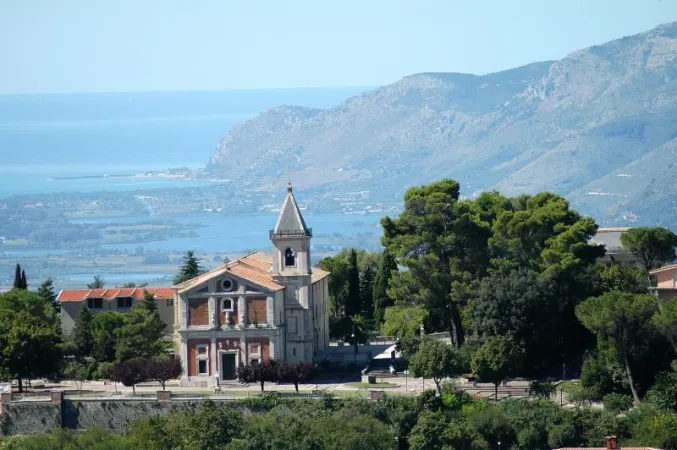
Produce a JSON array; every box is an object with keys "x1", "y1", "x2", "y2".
[
  {"x1": 196, "y1": 344, "x2": 209, "y2": 375},
  {"x1": 87, "y1": 298, "x2": 102, "y2": 309},
  {"x1": 167, "y1": 299, "x2": 174, "y2": 307},
  {"x1": 221, "y1": 278, "x2": 235, "y2": 292},
  {"x1": 250, "y1": 358, "x2": 259, "y2": 365},
  {"x1": 293, "y1": 348, "x2": 296, "y2": 356},
  {"x1": 117, "y1": 297, "x2": 132, "y2": 309},
  {"x1": 284, "y1": 248, "x2": 296, "y2": 267},
  {"x1": 222, "y1": 298, "x2": 234, "y2": 311}
]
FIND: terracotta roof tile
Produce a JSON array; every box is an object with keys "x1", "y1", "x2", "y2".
[
  {"x1": 56, "y1": 286, "x2": 174, "y2": 303},
  {"x1": 650, "y1": 263, "x2": 677, "y2": 275},
  {"x1": 174, "y1": 251, "x2": 330, "y2": 293},
  {"x1": 228, "y1": 263, "x2": 284, "y2": 291},
  {"x1": 311, "y1": 267, "x2": 330, "y2": 283}
]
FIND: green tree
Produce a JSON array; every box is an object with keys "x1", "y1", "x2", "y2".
[
  {"x1": 87, "y1": 275, "x2": 106, "y2": 289},
  {"x1": 373, "y1": 249, "x2": 397, "y2": 325},
  {"x1": 115, "y1": 304, "x2": 168, "y2": 361},
  {"x1": 408, "y1": 410, "x2": 450, "y2": 450},
  {"x1": 409, "y1": 338, "x2": 464, "y2": 393},
  {"x1": 653, "y1": 297, "x2": 677, "y2": 351},
  {"x1": 0, "y1": 290, "x2": 62, "y2": 392},
  {"x1": 576, "y1": 291, "x2": 658, "y2": 402},
  {"x1": 345, "y1": 249, "x2": 361, "y2": 317},
  {"x1": 141, "y1": 289, "x2": 158, "y2": 313},
  {"x1": 381, "y1": 305, "x2": 428, "y2": 338},
  {"x1": 620, "y1": 227, "x2": 677, "y2": 272},
  {"x1": 359, "y1": 264, "x2": 375, "y2": 320},
  {"x1": 63, "y1": 361, "x2": 90, "y2": 392},
  {"x1": 599, "y1": 264, "x2": 650, "y2": 294},
  {"x1": 20, "y1": 269, "x2": 27, "y2": 289},
  {"x1": 317, "y1": 255, "x2": 349, "y2": 317},
  {"x1": 646, "y1": 371, "x2": 677, "y2": 411},
  {"x1": 472, "y1": 268, "x2": 558, "y2": 374},
  {"x1": 72, "y1": 303, "x2": 94, "y2": 359},
  {"x1": 91, "y1": 311, "x2": 126, "y2": 363},
  {"x1": 37, "y1": 278, "x2": 58, "y2": 312},
  {"x1": 13, "y1": 263, "x2": 22, "y2": 289},
  {"x1": 173, "y1": 250, "x2": 205, "y2": 284},
  {"x1": 471, "y1": 336, "x2": 525, "y2": 402}
]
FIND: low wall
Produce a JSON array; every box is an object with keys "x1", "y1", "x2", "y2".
[{"x1": 1, "y1": 399, "x2": 226, "y2": 436}]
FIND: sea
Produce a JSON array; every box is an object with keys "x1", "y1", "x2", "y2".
[
  {"x1": 0, "y1": 88, "x2": 370, "y2": 198},
  {"x1": 0, "y1": 87, "x2": 383, "y2": 272}
]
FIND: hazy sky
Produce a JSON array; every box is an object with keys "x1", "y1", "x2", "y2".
[{"x1": 2, "y1": 0, "x2": 676, "y2": 94}]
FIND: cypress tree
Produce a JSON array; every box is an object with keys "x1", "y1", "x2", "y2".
[
  {"x1": 373, "y1": 250, "x2": 397, "y2": 325},
  {"x1": 73, "y1": 303, "x2": 94, "y2": 359},
  {"x1": 13, "y1": 264, "x2": 22, "y2": 289},
  {"x1": 20, "y1": 270, "x2": 27, "y2": 289},
  {"x1": 345, "y1": 249, "x2": 361, "y2": 317},
  {"x1": 173, "y1": 251, "x2": 205, "y2": 284},
  {"x1": 359, "y1": 265, "x2": 375, "y2": 320}
]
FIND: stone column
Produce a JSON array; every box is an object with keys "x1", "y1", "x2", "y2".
[
  {"x1": 208, "y1": 296, "x2": 217, "y2": 328},
  {"x1": 210, "y1": 337, "x2": 217, "y2": 383},
  {"x1": 238, "y1": 296, "x2": 247, "y2": 327},
  {"x1": 266, "y1": 296, "x2": 274, "y2": 326},
  {"x1": 181, "y1": 296, "x2": 189, "y2": 329},
  {"x1": 269, "y1": 338, "x2": 276, "y2": 360},
  {"x1": 180, "y1": 336, "x2": 188, "y2": 380},
  {"x1": 241, "y1": 336, "x2": 248, "y2": 365}
]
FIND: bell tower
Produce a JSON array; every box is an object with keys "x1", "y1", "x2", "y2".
[{"x1": 270, "y1": 183, "x2": 312, "y2": 278}]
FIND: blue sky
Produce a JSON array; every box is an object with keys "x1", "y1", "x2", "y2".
[{"x1": 1, "y1": 0, "x2": 676, "y2": 93}]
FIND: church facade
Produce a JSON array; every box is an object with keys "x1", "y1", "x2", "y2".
[{"x1": 172, "y1": 185, "x2": 330, "y2": 387}]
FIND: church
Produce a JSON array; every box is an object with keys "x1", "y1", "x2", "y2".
[{"x1": 172, "y1": 184, "x2": 330, "y2": 387}]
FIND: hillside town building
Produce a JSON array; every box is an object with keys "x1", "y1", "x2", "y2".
[
  {"x1": 56, "y1": 287, "x2": 174, "y2": 334},
  {"x1": 172, "y1": 184, "x2": 330, "y2": 387}
]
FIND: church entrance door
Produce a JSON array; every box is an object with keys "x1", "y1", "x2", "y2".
[{"x1": 221, "y1": 353, "x2": 237, "y2": 380}]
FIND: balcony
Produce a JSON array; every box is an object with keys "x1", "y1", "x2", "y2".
[{"x1": 269, "y1": 228, "x2": 313, "y2": 238}]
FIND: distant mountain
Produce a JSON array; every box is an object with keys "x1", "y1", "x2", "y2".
[{"x1": 207, "y1": 23, "x2": 677, "y2": 226}]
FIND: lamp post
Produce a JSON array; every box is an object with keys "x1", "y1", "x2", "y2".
[{"x1": 498, "y1": 440, "x2": 501, "y2": 450}]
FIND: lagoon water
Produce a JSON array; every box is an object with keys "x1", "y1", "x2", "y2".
[{"x1": 0, "y1": 87, "x2": 382, "y2": 263}]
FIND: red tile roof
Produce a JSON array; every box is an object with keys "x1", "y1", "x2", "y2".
[
  {"x1": 56, "y1": 286, "x2": 174, "y2": 303},
  {"x1": 174, "y1": 250, "x2": 330, "y2": 293}
]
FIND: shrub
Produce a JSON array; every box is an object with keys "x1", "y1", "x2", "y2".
[{"x1": 603, "y1": 393, "x2": 634, "y2": 414}]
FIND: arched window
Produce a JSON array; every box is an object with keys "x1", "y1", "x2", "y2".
[
  {"x1": 284, "y1": 247, "x2": 296, "y2": 267},
  {"x1": 221, "y1": 298, "x2": 233, "y2": 311}
]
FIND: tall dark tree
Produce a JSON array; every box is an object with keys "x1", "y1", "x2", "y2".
[
  {"x1": 359, "y1": 264, "x2": 375, "y2": 320},
  {"x1": 373, "y1": 250, "x2": 397, "y2": 325},
  {"x1": 37, "y1": 278, "x2": 58, "y2": 312},
  {"x1": 174, "y1": 251, "x2": 205, "y2": 285},
  {"x1": 20, "y1": 270, "x2": 27, "y2": 289},
  {"x1": 345, "y1": 249, "x2": 361, "y2": 317},
  {"x1": 87, "y1": 275, "x2": 105, "y2": 289},
  {"x1": 72, "y1": 303, "x2": 94, "y2": 359},
  {"x1": 13, "y1": 263, "x2": 22, "y2": 289},
  {"x1": 620, "y1": 227, "x2": 677, "y2": 272}
]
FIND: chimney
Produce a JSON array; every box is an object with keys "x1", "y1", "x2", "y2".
[{"x1": 605, "y1": 435, "x2": 618, "y2": 450}]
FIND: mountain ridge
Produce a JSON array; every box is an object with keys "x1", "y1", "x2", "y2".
[{"x1": 207, "y1": 22, "x2": 677, "y2": 226}]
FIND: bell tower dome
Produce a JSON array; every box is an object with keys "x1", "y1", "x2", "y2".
[{"x1": 270, "y1": 183, "x2": 312, "y2": 277}]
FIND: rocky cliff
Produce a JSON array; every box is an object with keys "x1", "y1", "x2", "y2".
[{"x1": 208, "y1": 23, "x2": 677, "y2": 225}]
